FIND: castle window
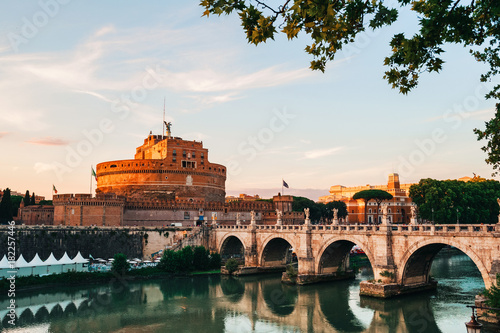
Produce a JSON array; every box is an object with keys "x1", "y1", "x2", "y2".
[
  {"x1": 192, "y1": 152, "x2": 196, "y2": 158},
  {"x1": 201, "y1": 153, "x2": 204, "y2": 159},
  {"x1": 173, "y1": 157, "x2": 176, "y2": 162},
  {"x1": 182, "y1": 161, "x2": 196, "y2": 168},
  {"x1": 173, "y1": 150, "x2": 176, "y2": 156},
  {"x1": 110, "y1": 164, "x2": 117, "y2": 168},
  {"x1": 201, "y1": 160, "x2": 204, "y2": 165},
  {"x1": 183, "y1": 150, "x2": 186, "y2": 158}
]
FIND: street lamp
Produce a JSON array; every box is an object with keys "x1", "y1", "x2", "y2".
[
  {"x1": 465, "y1": 305, "x2": 482, "y2": 333},
  {"x1": 465, "y1": 305, "x2": 500, "y2": 332},
  {"x1": 457, "y1": 208, "x2": 459, "y2": 225},
  {"x1": 432, "y1": 208, "x2": 434, "y2": 223}
]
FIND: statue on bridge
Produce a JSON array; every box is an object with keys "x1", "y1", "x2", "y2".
[
  {"x1": 332, "y1": 208, "x2": 339, "y2": 225},
  {"x1": 276, "y1": 209, "x2": 283, "y2": 225},
  {"x1": 250, "y1": 210, "x2": 256, "y2": 225},
  {"x1": 304, "y1": 208, "x2": 310, "y2": 225},
  {"x1": 236, "y1": 212, "x2": 241, "y2": 225},
  {"x1": 410, "y1": 205, "x2": 417, "y2": 225},
  {"x1": 381, "y1": 203, "x2": 390, "y2": 225}
]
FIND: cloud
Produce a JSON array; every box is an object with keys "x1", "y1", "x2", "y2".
[
  {"x1": 160, "y1": 66, "x2": 312, "y2": 93},
  {"x1": 34, "y1": 162, "x2": 57, "y2": 174},
  {"x1": 303, "y1": 147, "x2": 343, "y2": 159},
  {"x1": 26, "y1": 137, "x2": 70, "y2": 146},
  {"x1": 73, "y1": 90, "x2": 116, "y2": 103},
  {"x1": 187, "y1": 92, "x2": 243, "y2": 107},
  {"x1": 0, "y1": 132, "x2": 9, "y2": 138}
]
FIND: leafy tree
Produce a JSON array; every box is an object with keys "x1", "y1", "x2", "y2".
[
  {"x1": 24, "y1": 190, "x2": 30, "y2": 206},
  {"x1": 201, "y1": 0, "x2": 500, "y2": 172},
  {"x1": 180, "y1": 246, "x2": 194, "y2": 271},
  {"x1": 39, "y1": 200, "x2": 53, "y2": 205},
  {"x1": 10, "y1": 196, "x2": 22, "y2": 218},
  {"x1": 30, "y1": 192, "x2": 36, "y2": 205},
  {"x1": 193, "y1": 246, "x2": 210, "y2": 271},
  {"x1": 210, "y1": 252, "x2": 222, "y2": 269},
  {"x1": 483, "y1": 274, "x2": 500, "y2": 315},
  {"x1": 475, "y1": 104, "x2": 500, "y2": 176},
  {"x1": 292, "y1": 196, "x2": 322, "y2": 222},
  {"x1": 225, "y1": 258, "x2": 240, "y2": 275},
  {"x1": 324, "y1": 201, "x2": 348, "y2": 220},
  {"x1": 352, "y1": 189, "x2": 393, "y2": 223},
  {"x1": 111, "y1": 253, "x2": 130, "y2": 275},
  {"x1": 409, "y1": 177, "x2": 500, "y2": 224},
  {"x1": 158, "y1": 249, "x2": 181, "y2": 272},
  {"x1": 0, "y1": 188, "x2": 13, "y2": 224}
]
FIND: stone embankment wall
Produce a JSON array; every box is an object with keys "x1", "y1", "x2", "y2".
[{"x1": 0, "y1": 226, "x2": 208, "y2": 262}]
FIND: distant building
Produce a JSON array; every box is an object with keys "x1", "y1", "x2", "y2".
[
  {"x1": 319, "y1": 173, "x2": 415, "y2": 224},
  {"x1": 226, "y1": 194, "x2": 262, "y2": 203},
  {"x1": 18, "y1": 200, "x2": 54, "y2": 225}
]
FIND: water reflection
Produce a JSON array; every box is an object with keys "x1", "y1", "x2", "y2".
[{"x1": 0, "y1": 249, "x2": 494, "y2": 333}]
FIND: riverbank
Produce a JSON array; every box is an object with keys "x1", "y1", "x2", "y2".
[{"x1": 0, "y1": 267, "x2": 221, "y2": 294}]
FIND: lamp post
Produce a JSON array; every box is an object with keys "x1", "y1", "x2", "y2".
[
  {"x1": 432, "y1": 208, "x2": 434, "y2": 223},
  {"x1": 465, "y1": 306, "x2": 482, "y2": 333},
  {"x1": 457, "y1": 208, "x2": 459, "y2": 225},
  {"x1": 465, "y1": 305, "x2": 500, "y2": 332}
]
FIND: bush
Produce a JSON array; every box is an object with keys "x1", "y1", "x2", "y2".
[
  {"x1": 111, "y1": 253, "x2": 130, "y2": 275},
  {"x1": 286, "y1": 264, "x2": 297, "y2": 279},
  {"x1": 209, "y1": 253, "x2": 221, "y2": 269},
  {"x1": 483, "y1": 274, "x2": 500, "y2": 314},
  {"x1": 193, "y1": 246, "x2": 210, "y2": 271},
  {"x1": 158, "y1": 250, "x2": 180, "y2": 273},
  {"x1": 225, "y1": 259, "x2": 239, "y2": 275},
  {"x1": 380, "y1": 270, "x2": 395, "y2": 279},
  {"x1": 180, "y1": 246, "x2": 194, "y2": 271}
]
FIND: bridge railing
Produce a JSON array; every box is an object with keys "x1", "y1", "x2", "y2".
[{"x1": 215, "y1": 223, "x2": 498, "y2": 233}]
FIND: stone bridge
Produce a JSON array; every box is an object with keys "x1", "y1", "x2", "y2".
[{"x1": 211, "y1": 222, "x2": 500, "y2": 297}]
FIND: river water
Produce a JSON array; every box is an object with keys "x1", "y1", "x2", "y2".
[{"x1": 1, "y1": 248, "x2": 496, "y2": 333}]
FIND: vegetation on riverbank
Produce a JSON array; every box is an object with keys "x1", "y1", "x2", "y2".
[{"x1": 0, "y1": 246, "x2": 221, "y2": 293}]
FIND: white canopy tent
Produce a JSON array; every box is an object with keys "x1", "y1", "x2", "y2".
[{"x1": 0, "y1": 252, "x2": 91, "y2": 279}]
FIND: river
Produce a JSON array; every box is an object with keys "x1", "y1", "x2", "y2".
[{"x1": 1, "y1": 248, "x2": 496, "y2": 333}]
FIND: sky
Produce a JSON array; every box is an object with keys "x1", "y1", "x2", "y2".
[{"x1": 0, "y1": 1, "x2": 498, "y2": 201}]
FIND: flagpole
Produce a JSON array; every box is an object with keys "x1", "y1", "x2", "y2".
[
  {"x1": 90, "y1": 166, "x2": 92, "y2": 197},
  {"x1": 282, "y1": 178, "x2": 284, "y2": 195}
]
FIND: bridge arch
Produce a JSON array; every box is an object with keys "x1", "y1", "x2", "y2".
[
  {"x1": 315, "y1": 236, "x2": 375, "y2": 275},
  {"x1": 259, "y1": 235, "x2": 298, "y2": 268},
  {"x1": 219, "y1": 234, "x2": 246, "y2": 264},
  {"x1": 397, "y1": 239, "x2": 492, "y2": 288}
]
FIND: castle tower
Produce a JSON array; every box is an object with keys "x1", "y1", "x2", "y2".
[
  {"x1": 388, "y1": 173, "x2": 400, "y2": 189},
  {"x1": 273, "y1": 194, "x2": 293, "y2": 212},
  {"x1": 95, "y1": 131, "x2": 227, "y2": 202}
]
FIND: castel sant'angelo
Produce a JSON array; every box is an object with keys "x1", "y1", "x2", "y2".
[{"x1": 49, "y1": 123, "x2": 303, "y2": 227}]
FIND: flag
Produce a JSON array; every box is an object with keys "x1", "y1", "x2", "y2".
[
  {"x1": 52, "y1": 185, "x2": 58, "y2": 194},
  {"x1": 283, "y1": 180, "x2": 289, "y2": 188},
  {"x1": 91, "y1": 167, "x2": 97, "y2": 181}
]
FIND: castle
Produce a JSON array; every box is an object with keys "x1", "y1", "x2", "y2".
[{"x1": 20, "y1": 125, "x2": 303, "y2": 227}]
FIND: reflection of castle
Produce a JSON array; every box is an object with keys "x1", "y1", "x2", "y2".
[{"x1": 23, "y1": 127, "x2": 304, "y2": 227}]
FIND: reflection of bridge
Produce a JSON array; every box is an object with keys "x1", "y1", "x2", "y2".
[
  {"x1": 1, "y1": 274, "x2": 445, "y2": 332},
  {"x1": 212, "y1": 223, "x2": 500, "y2": 295}
]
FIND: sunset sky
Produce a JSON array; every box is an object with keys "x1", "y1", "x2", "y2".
[{"x1": 0, "y1": 1, "x2": 498, "y2": 200}]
